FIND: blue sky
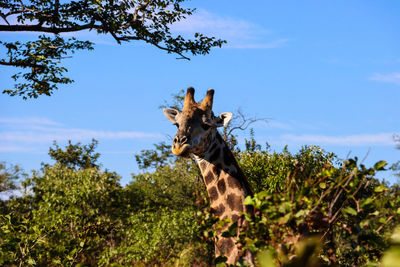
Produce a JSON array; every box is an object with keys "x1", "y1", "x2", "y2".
[{"x1": 1, "y1": 0, "x2": 399, "y2": 185}]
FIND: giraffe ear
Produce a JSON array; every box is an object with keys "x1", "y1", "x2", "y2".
[
  {"x1": 163, "y1": 108, "x2": 180, "y2": 124},
  {"x1": 214, "y1": 112, "x2": 233, "y2": 127}
]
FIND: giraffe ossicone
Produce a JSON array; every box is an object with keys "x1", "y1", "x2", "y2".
[{"x1": 163, "y1": 87, "x2": 254, "y2": 265}]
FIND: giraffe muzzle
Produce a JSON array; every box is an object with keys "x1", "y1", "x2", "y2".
[
  {"x1": 172, "y1": 136, "x2": 191, "y2": 156},
  {"x1": 172, "y1": 143, "x2": 190, "y2": 156}
]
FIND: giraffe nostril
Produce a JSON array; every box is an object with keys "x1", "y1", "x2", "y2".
[
  {"x1": 181, "y1": 136, "x2": 188, "y2": 144},
  {"x1": 173, "y1": 136, "x2": 178, "y2": 144}
]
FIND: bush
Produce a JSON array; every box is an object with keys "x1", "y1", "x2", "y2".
[
  {"x1": 239, "y1": 145, "x2": 337, "y2": 193},
  {"x1": 238, "y1": 152, "x2": 400, "y2": 266},
  {"x1": 1, "y1": 139, "x2": 399, "y2": 266}
]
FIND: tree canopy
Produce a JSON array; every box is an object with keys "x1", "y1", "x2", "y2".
[{"x1": 0, "y1": 0, "x2": 226, "y2": 99}]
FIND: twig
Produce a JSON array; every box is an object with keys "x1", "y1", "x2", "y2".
[
  {"x1": 376, "y1": 215, "x2": 394, "y2": 233},
  {"x1": 360, "y1": 148, "x2": 370, "y2": 165},
  {"x1": 225, "y1": 109, "x2": 269, "y2": 139}
]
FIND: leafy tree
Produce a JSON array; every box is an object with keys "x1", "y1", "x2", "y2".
[
  {"x1": 391, "y1": 134, "x2": 400, "y2": 182},
  {"x1": 0, "y1": 162, "x2": 23, "y2": 193},
  {"x1": 1, "y1": 141, "x2": 123, "y2": 266},
  {"x1": 0, "y1": 139, "x2": 212, "y2": 266},
  {"x1": 134, "y1": 141, "x2": 175, "y2": 170},
  {"x1": 239, "y1": 144, "x2": 337, "y2": 194},
  {"x1": 47, "y1": 139, "x2": 100, "y2": 170},
  {"x1": 159, "y1": 88, "x2": 186, "y2": 111},
  {"x1": 0, "y1": 162, "x2": 24, "y2": 213},
  {"x1": 0, "y1": 0, "x2": 226, "y2": 99},
  {"x1": 95, "y1": 154, "x2": 211, "y2": 265}
]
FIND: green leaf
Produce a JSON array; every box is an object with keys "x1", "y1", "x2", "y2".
[
  {"x1": 361, "y1": 198, "x2": 373, "y2": 208},
  {"x1": 257, "y1": 191, "x2": 270, "y2": 199},
  {"x1": 371, "y1": 210, "x2": 380, "y2": 216},
  {"x1": 379, "y1": 218, "x2": 387, "y2": 224},
  {"x1": 319, "y1": 182, "x2": 326, "y2": 189},
  {"x1": 342, "y1": 207, "x2": 357, "y2": 216},
  {"x1": 374, "y1": 160, "x2": 387, "y2": 170},
  {"x1": 214, "y1": 256, "x2": 228, "y2": 264},
  {"x1": 222, "y1": 222, "x2": 238, "y2": 238},
  {"x1": 279, "y1": 213, "x2": 291, "y2": 224},
  {"x1": 243, "y1": 196, "x2": 254, "y2": 206},
  {"x1": 375, "y1": 185, "x2": 388, "y2": 192},
  {"x1": 295, "y1": 209, "x2": 307, "y2": 218},
  {"x1": 256, "y1": 249, "x2": 275, "y2": 267},
  {"x1": 27, "y1": 258, "x2": 36, "y2": 265}
]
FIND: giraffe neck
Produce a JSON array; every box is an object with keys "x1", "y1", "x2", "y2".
[{"x1": 194, "y1": 132, "x2": 253, "y2": 264}]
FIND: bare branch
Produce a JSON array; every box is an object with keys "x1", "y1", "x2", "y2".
[{"x1": 225, "y1": 108, "x2": 269, "y2": 139}]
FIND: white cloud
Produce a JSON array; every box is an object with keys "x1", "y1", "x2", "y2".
[
  {"x1": 173, "y1": 9, "x2": 268, "y2": 39},
  {"x1": 0, "y1": 145, "x2": 38, "y2": 153},
  {"x1": 0, "y1": 117, "x2": 162, "y2": 153},
  {"x1": 0, "y1": 117, "x2": 61, "y2": 126},
  {"x1": 369, "y1": 72, "x2": 400, "y2": 86},
  {"x1": 227, "y1": 38, "x2": 290, "y2": 49},
  {"x1": 279, "y1": 133, "x2": 395, "y2": 146},
  {"x1": 266, "y1": 121, "x2": 294, "y2": 130},
  {"x1": 260, "y1": 119, "x2": 329, "y2": 131},
  {"x1": 0, "y1": 129, "x2": 162, "y2": 143},
  {"x1": 172, "y1": 9, "x2": 287, "y2": 49}
]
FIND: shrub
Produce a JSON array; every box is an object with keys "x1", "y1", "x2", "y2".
[{"x1": 239, "y1": 156, "x2": 400, "y2": 266}]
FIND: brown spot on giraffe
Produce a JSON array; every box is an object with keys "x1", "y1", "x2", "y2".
[
  {"x1": 231, "y1": 214, "x2": 240, "y2": 223},
  {"x1": 199, "y1": 160, "x2": 207, "y2": 170},
  {"x1": 214, "y1": 203, "x2": 225, "y2": 217},
  {"x1": 217, "y1": 179, "x2": 226, "y2": 194},
  {"x1": 216, "y1": 238, "x2": 235, "y2": 255},
  {"x1": 227, "y1": 193, "x2": 244, "y2": 212},
  {"x1": 212, "y1": 164, "x2": 221, "y2": 177},
  {"x1": 204, "y1": 171, "x2": 214, "y2": 185},
  {"x1": 227, "y1": 176, "x2": 242, "y2": 190},
  {"x1": 208, "y1": 186, "x2": 219, "y2": 202}
]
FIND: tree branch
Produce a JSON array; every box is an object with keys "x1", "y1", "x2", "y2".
[
  {"x1": 0, "y1": 60, "x2": 45, "y2": 69},
  {"x1": 116, "y1": 35, "x2": 191, "y2": 60},
  {"x1": 226, "y1": 109, "x2": 269, "y2": 138},
  {"x1": 0, "y1": 23, "x2": 100, "y2": 33},
  {"x1": 133, "y1": 0, "x2": 152, "y2": 22}
]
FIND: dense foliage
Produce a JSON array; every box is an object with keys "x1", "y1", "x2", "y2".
[
  {"x1": 1, "y1": 135, "x2": 400, "y2": 266},
  {"x1": 0, "y1": 1, "x2": 225, "y2": 99},
  {"x1": 239, "y1": 145, "x2": 400, "y2": 266}
]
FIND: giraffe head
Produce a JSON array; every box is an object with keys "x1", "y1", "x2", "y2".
[{"x1": 163, "y1": 87, "x2": 232, "y2": 157}]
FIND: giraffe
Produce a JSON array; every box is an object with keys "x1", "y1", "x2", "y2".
[{"x1": 163, "y1": 87, "x2": 254, "y2": 265}]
